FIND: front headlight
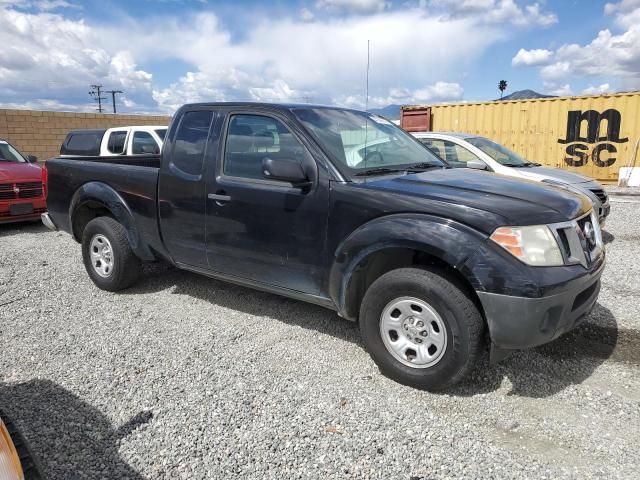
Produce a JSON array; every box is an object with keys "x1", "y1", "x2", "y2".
[
  {"x1": 0, "y1": 418, "x2": 24, "y2": 480},
  {"x1": 490, "y1": 225, "x2": 564, "y2": 266}
]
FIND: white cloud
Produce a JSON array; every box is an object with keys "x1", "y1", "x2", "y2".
[
  {"x1": 369, "y1": 81, "x2": 464, "y2": 107},
  {"x1": 300, "y1": 7, "x2": 315, "y2": 21},
  {"x1": 582, "y1": 83, "x2": 612, "y2": 95},
  {"x1": 545, "y1": 83, "x2": 572, "y2": 96},
  {"x1": 0, "y1": 7, "x2": 154, "y2": 111},
  {"x1": 513, "y1": 0, "x2": 640, "y2": 93},
  {"x1": 316, "y1": 0, "x2": 388, "y2": 14},
  {"x1": 425, "y1": 0, "x2": 557, "y2": 27},
  {"x1": 123, "y1": 10, "x2": 499, "y2": 112},
  {"x1": 0, "y1": 3, "x2": 504, "y2": 113},
  {"x1": 511, "y1": 48, "x2": 553, "y2": 66}
]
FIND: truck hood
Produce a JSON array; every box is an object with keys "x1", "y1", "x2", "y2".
[
  {"x1": 0, "y1": 162, "x2": 42, "y2": 182},
  {"x1": 516, "y1": 166, "x2": 597, "y2": 186},
  {"x1": 359, "y1": 168, "x2": 591, "y2": 226}
]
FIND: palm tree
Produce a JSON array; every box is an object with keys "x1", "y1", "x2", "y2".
[{"x1": 498, "y1": 80, "x2": 508, "y2": 99}]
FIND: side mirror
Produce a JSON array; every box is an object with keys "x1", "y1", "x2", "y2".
[
  {"x1": 262, "y1": 157, "x2": 310, "y2": 186},
  {"x1": 467, "y1": 159, "x2": 487, "y2": 170},
  {"x1": 27, "y1": 155, "x2": 38, "y2": 163}
]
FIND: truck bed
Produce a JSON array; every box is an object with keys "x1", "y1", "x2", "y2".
[{"x1": 45, "y1": 155, "x2": 163, "y2": 257}]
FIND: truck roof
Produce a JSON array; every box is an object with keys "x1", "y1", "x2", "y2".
[{"x1": 180, "y1": 102, "x2": 366, "y2": 113}]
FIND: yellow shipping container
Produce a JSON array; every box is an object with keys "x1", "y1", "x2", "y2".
[{"x1": 402, "y1": 92, "x2": 640, "y2": 183}]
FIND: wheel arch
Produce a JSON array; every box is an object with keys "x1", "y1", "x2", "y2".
[
  {"x1": 69, "y1": 182, "x2": 155, "y2": 261},
  {"x1": 329, "y1": 214, "x2": 488, "y2": 321}
]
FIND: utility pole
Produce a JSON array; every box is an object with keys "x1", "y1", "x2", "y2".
[
  {"x1": 105, "y1": 90, "x2": 124, "y2": 114},
  {"x1": 88, "y1": 84, "x2": 107, "y2": 113}
]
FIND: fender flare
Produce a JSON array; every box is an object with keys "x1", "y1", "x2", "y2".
[
  {"x1": 69, "y1": 182, "x2": 155, "y2": 261},
  {"x1": 329, "y1": 214, "x2": 489, "y2": 320}
]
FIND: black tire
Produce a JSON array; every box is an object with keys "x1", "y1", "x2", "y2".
[
  {"x1": 0, "y1": 409, "x2": 44, "y2": 480},
  {"x1": 81, "y1": 216, "x2": 141, "y2": 291},
  {"x1": 359, "y1": 267, "x2": 484, "y2": 391}
]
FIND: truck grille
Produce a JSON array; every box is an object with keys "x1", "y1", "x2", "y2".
[
  {"x1": 551, "y1": 211, "x2": 603, "y2": 268},
  {"x1": 0, "y1": 182, "x2": 44, "y2": 201},
  {"x1": 589, "y1": 188, "x2": 608, "y2": 204}
]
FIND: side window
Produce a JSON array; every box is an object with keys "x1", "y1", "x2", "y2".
[
  {"x1": 171, "y1": 110, "x2": 214, "y2": 175},
  {"x1": 132, "y1": 131, "x2": 160, "y2": 155},
  {"x1": 420, "y1": 139, "x2": 446, "y2": 160},
  {"x1": 223, "y1": 114, "x2": 305, "y2": 180},
  {"x1": 66, "y1": 133, "x2": 101, "y2": 155},
  {"x1": 453, "y1": 144, "x2": 480, "y2": 163},
  {"x1": 107, "y1": 131, "x2": 127, "y2": 154}
]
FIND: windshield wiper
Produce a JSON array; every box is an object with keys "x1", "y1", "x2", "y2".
[
  {"x1": 354, "y1": 167, "x2": 406, "y2": 177},
  {"x1": 404, "y1": 163, "x2": 444, "y2": 172},
  {"x1": 503, "y1": 161, "x2": 540, "y2": 168}
]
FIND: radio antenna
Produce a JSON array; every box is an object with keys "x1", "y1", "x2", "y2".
[
  {"x1": 365, "y1": 39, "x2": 370, "y2": 112},
  {"x1": 364, "y1": 39, "x2": 371, "y2": 182}
]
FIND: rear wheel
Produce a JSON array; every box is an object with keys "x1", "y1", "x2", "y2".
[
  {"x1": 81, "y1": 217, "x2": 141, "y2": 291},
  {"x1": 359, "y1": 268, "x2": 484, "y2": 390}
]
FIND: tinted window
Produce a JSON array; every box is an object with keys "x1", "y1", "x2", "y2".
[
  {"x1": 466, "y1": 137, "x2": 531, "y2": 166},
  {"x1": 224, "y1": 114, "x2": 306, "y2": 180},
  {"x1": 155, "y1": 129, "x2": 167, "y2": 140},
  {"x1": 171, "y1": 111, "x2": 213, "y2": 175},
  {"x1": 107, "y1": 131, "x2": 127, "y2": 154},
  {"x1": 420, "y1": 139, "x2": 473, "y2": 168},
  {"x1": 66, "y1": 132, "x2": 101, "y2": 155},
  {"x1": 132, "y1": 131, "x2": 160, "y2": 155},
  {"x1": 0, "y1": 141, "x2": 26, "y2": 163}
]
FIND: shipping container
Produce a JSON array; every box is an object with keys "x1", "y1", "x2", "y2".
[{"x1": 401, "y1": 92, "x2": 640, "y2": 183}]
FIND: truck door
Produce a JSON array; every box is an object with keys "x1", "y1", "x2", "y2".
[
  {"x1": 158, "y1": 109, "x2": 217, "y2": 267},
  {"x1": 205, "y1": 111, "x2": 329, "y2": 295}
]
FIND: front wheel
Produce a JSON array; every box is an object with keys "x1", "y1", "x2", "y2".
[
  {"x1": 81, "y1": 217, "x2": 141, "y2": 291},
  {"x1": 359, "y1": 268, "x2": 484, "y2": 390}
]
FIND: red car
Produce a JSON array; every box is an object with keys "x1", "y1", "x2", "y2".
[{"x1": 0, "y1": 139, "x2": 47, "y2": 224}]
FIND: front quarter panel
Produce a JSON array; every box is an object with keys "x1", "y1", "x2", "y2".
[{"x1": 329, "y1": 214, "x2": 490, "y2": 319}]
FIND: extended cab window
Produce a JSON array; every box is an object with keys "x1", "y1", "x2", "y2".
[
  {"x1": 223, "y1": 114, "x2": 305, "y2": 180},
  {"x1": 107, "y1": 131, "x2": 127, "y2": 154},
  {"x1": 171, "y1": 111, "x2": 214, "y2": 175},
  {"x1": 66, "y1": 133, "x2": 101, "y2": 155},
  {"x1": 132, "y1": 131, "x2": 160, "y2": 155}
]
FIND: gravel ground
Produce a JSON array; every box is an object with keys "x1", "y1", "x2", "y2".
[{"x1": 1, "y1": 200, "x2": 639, "y2": 479}]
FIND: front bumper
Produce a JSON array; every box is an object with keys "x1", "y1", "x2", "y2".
[{"x1": 477, "y1": 259, "x2": 605, "y2": 350}]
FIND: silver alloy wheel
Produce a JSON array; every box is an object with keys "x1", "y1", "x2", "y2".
[
  {"x1": 89, "y1": 234, "x2": 114, "y2": 278},
  {"x1": 379, "y1": 296, "x2": 448, "y2": 368}
]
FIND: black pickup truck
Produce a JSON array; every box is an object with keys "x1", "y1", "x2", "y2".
[{"x1": 43, "y1": 103, "x2": 605, "y2": 390}]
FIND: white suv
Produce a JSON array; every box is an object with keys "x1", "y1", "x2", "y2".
[{"x1": 412, "y1": 132, "x2": 610, "y2": 226}]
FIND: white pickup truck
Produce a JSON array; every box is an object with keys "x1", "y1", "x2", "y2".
[{"x1": 60, "y1": 125, "x2": 167, "y2": 157}]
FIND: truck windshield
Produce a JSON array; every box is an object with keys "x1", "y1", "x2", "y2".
[
  {"x1": 0, "y1": 141, "x2": 26, "y2": 162},
  {"x1": 292, "y1": 107, "x2": 444, "y2": 177},
  {"x1": 466, "y1": 137, "x2": 535, "y2": 167}
]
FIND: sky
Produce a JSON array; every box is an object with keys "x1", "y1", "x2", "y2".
[{"x1": 0, "y1": 0, "x2": 638, "y2": 114}]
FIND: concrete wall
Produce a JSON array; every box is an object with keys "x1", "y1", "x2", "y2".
[{"x1": 0, "y1": 109, "x2": 171, "y2": 161}]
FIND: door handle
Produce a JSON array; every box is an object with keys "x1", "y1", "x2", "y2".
[{"x1": 208, "y1": 192, "x2": 231, "y2": 203}]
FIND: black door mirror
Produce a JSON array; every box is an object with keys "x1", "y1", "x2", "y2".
[
  {"x1": 262, "y1": 157, "x2": 310, "y2": 186},
  {"x1": 27, "y1": 155, "x2": 38, "y2": 163}
]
